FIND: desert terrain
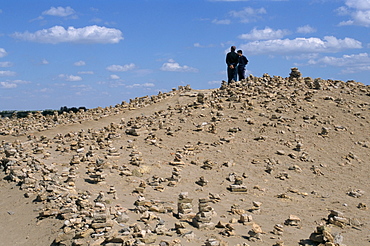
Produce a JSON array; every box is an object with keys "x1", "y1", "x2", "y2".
[{"x1": 0, "y1": 71, "x2": 369, "y2": 246}]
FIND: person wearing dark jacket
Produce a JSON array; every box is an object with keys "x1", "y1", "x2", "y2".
[
  {"x1": 226, "y1": 46, "x2": 238, "y2": 84},
  {"x1": 237, "y1": 50, "x2": 248, "y2": 81}
]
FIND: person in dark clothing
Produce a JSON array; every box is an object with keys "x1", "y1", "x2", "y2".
[
  {"x1": 237, "y1": 50, "x2": 248, "y2": 81},
  {"x1": 226, "y1": 46, "x2": 239, "y2": 84}
]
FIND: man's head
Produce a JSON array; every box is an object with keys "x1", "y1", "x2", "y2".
[
  {"x1": 231, "y1": 46, "x2": 236, "y2": 51},
  {"x1": 237, "y1": 50, "x2": 243, "y2": 55}
]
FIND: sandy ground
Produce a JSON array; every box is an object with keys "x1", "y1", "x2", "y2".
[{"x1": 0, "y1": 79, "x2": 369, "y2": 246}]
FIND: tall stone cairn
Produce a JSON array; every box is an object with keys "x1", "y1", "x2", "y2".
[
  {"x1": 289, "y1": 67, "x2": 302, "y2": 80},
  {"x1": 177, "y1": 192, "x2": 195, "y2": 220},
  {"x1": 192, "y1": 198, "x2": 216, "y2": 229}
]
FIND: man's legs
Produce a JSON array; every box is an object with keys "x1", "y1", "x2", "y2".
[
  {"x1": 227, "y1": 67, "x2": 234, "y2": 84},
  {"x1": 238, "y1": 68, "x2": 245, "y2": 81}
]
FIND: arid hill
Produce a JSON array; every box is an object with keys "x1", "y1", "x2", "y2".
[{"x1": 1, "y1": 71, "x2": 369, "y2": 246}]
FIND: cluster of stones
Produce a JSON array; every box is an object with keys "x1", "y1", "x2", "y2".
[
  {"x1": 167, "y1": 167, "x2": 181, "y2": 186},
  {"x1": 309, "y1": 225, "x2": 344, "y2": 246},
  {"x1": 177, "y1": 192, "x2": 195, "y2": 220},
  {"x1": 192, "y1": 198, "x2": 217, "y2": 230},
  {"x1": 0, "y1": 89, "x2": 179, "y2": 136},
  {"x1": 129, "y1": 150, "x2": 144, "y2": 166},
  {"x1": 1, "y1": 69, "x2": 369, "y2": 245},
  {"x1": 228, "y1": 173, "x2": 247, "y2": 192}
]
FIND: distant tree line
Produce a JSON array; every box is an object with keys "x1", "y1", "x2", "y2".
[{"x1": 0, "y1": 106, "x2": 87, "y2": 118}]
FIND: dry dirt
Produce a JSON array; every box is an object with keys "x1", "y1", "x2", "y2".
[{"x1": 0, "y1": 75, "x2": 369, "y2": 246}]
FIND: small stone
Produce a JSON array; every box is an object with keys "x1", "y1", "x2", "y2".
[
  {"x1": 347, "y1": 189, "x2": 364, "y2": 198},
  {"x1": 252, "y1": 201, "x2": 262, "y2": 207},
  {"x1": 285, "y1": 215, "x2": 301, "y2": 226},
  {"x1": 357, "y1": 202, "x2": 368, "y2": 210},
  {"x1": 276, "y1": 150, "x2": 285, "y2": 155}
]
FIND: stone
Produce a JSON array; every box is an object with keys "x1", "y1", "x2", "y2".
[
  {"x1": 197, "y1": 92, "x2": 205, "y2": 104},
  {"x1": 289, "y1": 67, "x2": 301, "y2": 79},
  {"x1": 308, "y1": 225, "x2": 342, "y2": 245},
  {"x1": 271, "y1": 224, "x2": 284, "y2": 235},
  {"x1": 247, "y1": 223, "x2": 264, "y2": 241},
  {"x1": 75, "y1": 228, "x2": 95, "y2": 238},
  {"x1": 285, "y1": 215, "x2": 301, "y2": 227},
  {"x1": 192, "y1": 198, "x2": 216, "y2": 229},
  {"x1": 239, "y1": 214, "x2": 253, "y2": 224},
  {"x1": 347, "y1": 189, "x2": 364, "y2": 198},
  {"x1": 357, "y1": 202, "x2": 367, "y2": 210},
  {"x1": 319, "y1": 127, "x2": 330, "y2": 136},
  {"x1": 178, "y1": 193, "x2": 196, "y2": 220},
  {"x1": 116, "y1": 212, "x2": 130, "y2": 223},
  {"x1": 196, "y1": 176, "x2": 208, "y2": 186}
]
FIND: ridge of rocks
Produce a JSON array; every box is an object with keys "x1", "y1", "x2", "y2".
[{"x1": 1, "y1": 70, "x2": 369, "y2": 246}]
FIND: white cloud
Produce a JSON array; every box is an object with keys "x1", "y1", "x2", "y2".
[
  {"x1": 42, "y1": 6, "x2": 75, "y2": 17},
  {"x1": 0, "y1": 79, "x2": 30, "y2": 88},
  {"x1": 58, "y1": 74, "x2": 82, "y2": 81},
  {"x1": 71, "y1": 84, "x2": 90, "y2": 88},
  {"x1": 193, "y1": 42, "x2": 216, "y2": 48},
  {"x1": 0, "y1": 70, "x2": 16, "y2": 76},
  {"x1": 132, "y1": 69, "x2": 154, "y2": 77},
  {"x1": 296, "y1": 25, "x2": 317, "y2": 34},
  {"x1": 160, "y1": 59, "x2": 198, "y2": 72},
  {"x1": 338, "y1": 0, "x2": 370, "y2": 27},
  {"x1": 126, "y1": 83, "x2": 155, "y2": 88},
  {"x1": 106, "y1": 63, "x2": 136, "y2": 72},
  {"x1": 309, "y1": 52, "x2": 370, "y2": 66},
  {"x1": 0, "y1": 48, "x2": 7, "y2": 58},
  {"x1": 91, "y1": 18, "x2": 103, "y2": 24},
  {"x1": 229, "y1": 7, "x2": 266, "y2": 23},
  {"x1": 30, "y1": 16, "x2": 44, "y2": 22},
  {"x1": 341, "y1": 65, "x2": 370, "y2": 73},
  {"x1": 212, "y1": 19, "x2": 231, "y2": 25},
  {"x1": 41, "y1": 59, "x2": 49, "y2": 65},
  {"x1": 345, "y1": 0, "x2": 370, "y2": 10},
  {"x1": 208, "y1": 80, "x2": 222, "y2": 85},
  {"x1": 0, "y1": 62, "x2": 13, "y2": 67},
  {"x1": 39, "y1": 88, "x2": 53, "y2": 93},
  {"x1": 0, "y1": 81, "x2": 17, "y2": 88},
  {"x1": 307, "y1": 52, "x2": 370, "y2": 73},
  {"x1": 285, "y1": 53, "x2": 320, "y2": 61},
  {"x1": 74, "y1": 60, "x2": 86, "y2": 66},
  {"x1": 12, "y1": 25, "x2": 123, "y2": 44},
  {"x1": 240, "y1": 36, "x2": 362, "y2": 55},
  {"x1": 78, "y1": 71, "x2": 94, "y2": 75},
  {"x1": 110, "y1": 74, "x2": 120, "y2": 80},
  {"x1": 238, "y1": 27, "x2": 290, "y2": 40},
  {"x1": 97, "y1": 81, "x2": 125, "y2": 88}
]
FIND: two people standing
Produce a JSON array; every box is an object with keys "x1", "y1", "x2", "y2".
[{"x1": 226, "y1": 46, "x2": 248, "y2": 84}]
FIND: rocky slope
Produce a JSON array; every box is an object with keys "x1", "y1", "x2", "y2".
[{"x1": 1, "y1": 71, "x2": 369, "y2": 246}]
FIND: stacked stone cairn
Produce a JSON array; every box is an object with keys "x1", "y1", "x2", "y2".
[
  {"x1": 228, "y1": 174, "x2": 247, "y2": 192},
  {"x1": 177, "y1": 192, "x2": 195, "y2": 220},
  {"x1": 309, "y1": 225, "x2": 344, "y2": 245},
  {"x1": 169, "y1": 151, "x2": 185, "y2": 166},
  {"x1": 167, "y1": 167, "x2": 181, "y2": 186},
  {"x1": 289, "y1": 67, "x2": 301, "y2": 80},
  {"x1": 1, "y1": 72, "x2": 370, "y2": 245},
  {"x1": 129, "y1": 150, "x2": 144, "y2": 166},
  {"x1": 196, "y1": 176, "x2": 208, "y2": 186},
  {"x1": 192, "y1": 198, "x2": 216, "y2": 229}
]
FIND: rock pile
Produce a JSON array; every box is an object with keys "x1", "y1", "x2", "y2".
[
  {"x1": 192, "y1": 198, "x2": 216, "y2": 229},
  {"x1": 177, "y1": 192, "x2": 195, "y2": 220},
  {"x1": 1, "y1": 69, "x2": 369, "y2": 245}
]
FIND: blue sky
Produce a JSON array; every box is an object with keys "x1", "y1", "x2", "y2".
[{"x1": 1, "y1": 0, "x2": 370, "y2": 110}]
